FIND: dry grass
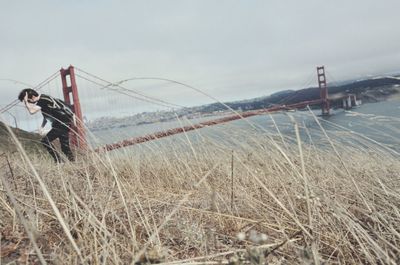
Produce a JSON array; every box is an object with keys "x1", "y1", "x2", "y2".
[{"x1": 1, "y1": 112, "x2": 400, "y2": 265}]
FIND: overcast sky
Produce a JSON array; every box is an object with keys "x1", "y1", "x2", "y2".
[{"x1": 1, "y1": 0, "x2": 400, "y2": 110}]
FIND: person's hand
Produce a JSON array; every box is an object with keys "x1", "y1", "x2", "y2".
[{"x1": 38, "y1": 127, "x2": 46, "y2": 136}]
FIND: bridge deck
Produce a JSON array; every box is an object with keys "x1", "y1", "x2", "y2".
[{"x1": 95, "y1": 99, "x2": 323, "y2": 152}]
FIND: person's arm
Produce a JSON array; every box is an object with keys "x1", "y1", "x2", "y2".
[
  {"x1": 40, "y1": 117, "x2": 47, "y2": 128},
  {"x1": 38, "y1": 117, "x2": 47, "y2": 136},
  {"x1": 23, "y1": 93, "x2": 41, "y2": 114}
]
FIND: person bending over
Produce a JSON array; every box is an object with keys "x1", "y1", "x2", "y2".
[{"x1": 18, "y1": 88, "x2": 75, "y2": 162}]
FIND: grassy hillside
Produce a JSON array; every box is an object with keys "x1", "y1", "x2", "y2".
[
  {"x1": 1, "y1": 111, "x2": 399, "y2": 264},
  {"x1": 0, "y1": 121, "x2": 42, "y2": 153}
]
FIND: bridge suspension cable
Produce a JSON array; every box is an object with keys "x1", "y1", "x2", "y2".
[
  {"x1": 0, "y1": 71, "x2": 60, "y2": 114},
  {"x1": 75, "y1": 73, "x2": 181, "y2": 109},
  {"x1": 74, "y1": 68, "x2": 287, "y2": 153},
  {"x1": 0, "y1": 78, "x2": 34, "y2": 88},
  {"x1": 74, "y1": 67, "x2": 185, "y2": 109},
  {"x1": 325, "y1": 69, "x2": 341, "y2": 88},
  {"x1": 76, "y1": 72, "x2": 282, "y2": 136},
  {"x1": 276, "y1": 69, "x2": 316, "y2": 105},
  {"x1": 106, "y1": 76, "x2": 264, "y2": 121}
]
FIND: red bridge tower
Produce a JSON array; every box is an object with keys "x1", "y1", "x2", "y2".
[
  {"x1": 317, "y1": 66, "x2": 330, "y2": 115},
  {"x1": 60, "y1": 65, "x2": 87, "y2": 149}
]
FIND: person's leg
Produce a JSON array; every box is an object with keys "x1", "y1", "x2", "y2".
[
  {"x1": 41, "y1": 128, "x2": 61, "y2": 163},
  {"x1": 58, "y1": 121, "x2": 74, "y2": 162},
  {"x1": 59, "y1": 130, "x2": 74, "y2": 161}
]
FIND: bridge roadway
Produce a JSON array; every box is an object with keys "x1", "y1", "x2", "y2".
[{"x1": 95, "y1": 98, "x2": 323, "y2": 152}]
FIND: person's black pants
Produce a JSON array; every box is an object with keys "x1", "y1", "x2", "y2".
[{"x1": 41, "y1": 120, "x2": 74, "y2": 163}]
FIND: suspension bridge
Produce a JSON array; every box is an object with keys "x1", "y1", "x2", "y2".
[{"x1": 0, "y1": 65, "x2": 357, "y2": 152}]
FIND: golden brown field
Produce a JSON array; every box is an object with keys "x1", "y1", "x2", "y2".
[{"x1": 1, "y1": 112, "x2": 400, "y2": 264}]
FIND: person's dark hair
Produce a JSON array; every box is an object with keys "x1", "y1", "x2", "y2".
[{"x1": 18, "y1": 88, "x2": 39, "y2": 102}]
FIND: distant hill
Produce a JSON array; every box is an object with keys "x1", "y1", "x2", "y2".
[
  {"x1": 270, "y1": 89, "x2": 295, "y2": 97},
  {"x1": 197, "y1": 76, "x2": 400, "y2": 113}
]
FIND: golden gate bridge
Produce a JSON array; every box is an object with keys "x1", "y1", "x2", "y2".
[{"x1": 0, "y1": 65, "x2": 358, "y2": 152}]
